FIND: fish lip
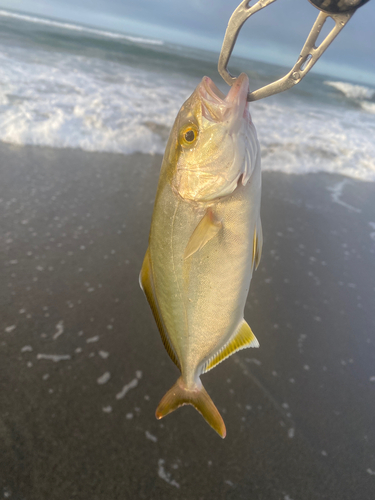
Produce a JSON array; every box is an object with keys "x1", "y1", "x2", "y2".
[
  {"x1": 225, "y1": 73, "x2": 249, "y2": 106},
  {"x1": 200, "y1": 76, "x2": 226, "y2": 104},
  {"x1": 198, "y1": 74, "x2": 249, "y2": 123}
]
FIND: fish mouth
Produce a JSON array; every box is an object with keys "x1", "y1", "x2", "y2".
[{"x1": 198, "y1": 73, "x2": 249, "y2": 123}]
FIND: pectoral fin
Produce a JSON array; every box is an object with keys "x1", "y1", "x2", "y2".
[
  {"x1": 140, "y1": 249, "x2": 181, "y2": 370},
  {"x1": 202, "y1": 320, "x2": 259, "y2": 373},
  {"x1": 184, "y1": 208, "x2": 222, "y2": 259}
]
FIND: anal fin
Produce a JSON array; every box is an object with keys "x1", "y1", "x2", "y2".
[
  {"x1": 140, "y1": 249, "x2": 181, "y2": 370},
  {"x1": 184, "y1": 208, "x2": 222, "y2": 259},
  {"x1": 203, "y1": 320, "x2": 259, "y2": 373}
]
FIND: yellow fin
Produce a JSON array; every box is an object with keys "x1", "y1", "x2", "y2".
[
  {"x1": 155, "y1": 376, "x2": 226, "y2": 438},
  {"x1": 184, "y1": 208, "x2": 222, "y2": 259},
  {"x1": 139, "y1": 249, "x2": 181, "y2": 370},
  {"x1": 203, "y1": 320, "x2": 259, "y2": 373},
  {"x1": 252, "y1": 217, "x2": 263, "y2": 270}
]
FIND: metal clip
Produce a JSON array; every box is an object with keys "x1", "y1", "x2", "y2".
[{"x1": 218, "y1": 0, "x2": 366, "y2": 101}]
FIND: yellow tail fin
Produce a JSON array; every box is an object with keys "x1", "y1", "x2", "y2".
[{"x1": 155, "y1": 377, "x2": 226, "y2": 438}]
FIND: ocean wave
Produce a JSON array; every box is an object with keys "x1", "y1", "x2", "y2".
[
  {"x1": 0, "y1": 48, "x2": 190, "y2": 155},
  {"x1": 122, "y1": 35, "x2": 163, "y2": 46},
  {"x1": 0, "y1": 40, "x2": 374, "y2": 182},
  {"x1": 252, "y1": 100, "x2": 375, "y2": 181},
  {"x1": 360, "y1": 101, "x2": 375, "y2": 114},
  {"x1": 324, "y1": 80, "x2": 375, "y2": 101},
  {"x1": 0, "y1": 9, "x2": 163, "y2": 45}
]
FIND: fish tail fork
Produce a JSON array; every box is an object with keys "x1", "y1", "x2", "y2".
[{"x1": 155, "y1": 377, "x2": 226, "y2": 438}]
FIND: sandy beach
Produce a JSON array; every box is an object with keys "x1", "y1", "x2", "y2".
[{"x1": 1, "y1": 141, "x2": 375, "y2": 499}]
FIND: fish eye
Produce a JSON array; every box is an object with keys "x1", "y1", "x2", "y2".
[
  {"x1": 180, "y1": 124, "x2": 198, "y2": 148},
  {"x1": 185, "y1": 130, "x2": 195, "y2": 142}
]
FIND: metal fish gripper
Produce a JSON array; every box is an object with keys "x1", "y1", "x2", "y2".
[{"x1": 218, "y1": 0, "x2": 371, "y2": 101}]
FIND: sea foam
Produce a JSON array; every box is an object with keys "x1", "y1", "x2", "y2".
[
  {"x1": 0, "y1": 46, "x2": 190, "y2": 155},
  {"x1": 253, "y1": 98, "x2": 375, "y2": 181}
]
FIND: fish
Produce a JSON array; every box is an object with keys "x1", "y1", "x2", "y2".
[{"x1": 140, "y1": 73, "x2": 262, "y2": 438}]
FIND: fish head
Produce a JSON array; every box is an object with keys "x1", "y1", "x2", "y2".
[{"x1": 167, "y1": 73, "x2": 259, "y2": 202}]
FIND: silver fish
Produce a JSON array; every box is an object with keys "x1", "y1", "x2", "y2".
[{"x1": 140, "y1": 73, "x2": 262, "y2": 438}]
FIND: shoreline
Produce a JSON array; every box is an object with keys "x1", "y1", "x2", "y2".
[{"x1": 1, "y1": 141, "x2": 374, "y2": 499}]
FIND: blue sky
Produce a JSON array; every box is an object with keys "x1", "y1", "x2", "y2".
[{"x1": 0, "y1": 0, "x2": 374, "y2": 84}]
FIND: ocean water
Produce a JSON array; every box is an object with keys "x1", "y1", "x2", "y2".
[{"x1": 0, "y1": 9, "x2": 374, "y2": 181}]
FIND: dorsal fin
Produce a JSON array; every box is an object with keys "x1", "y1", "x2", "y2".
[
  {"x1": 184, "y1": 208, "x2": 222, "y2": 259},
  {"x1": 139, "y1": 249, "x2": 181, "y2": 370},
  {"x1": 252, "y1": 217, "x2": 263, "y2": 270},
  {"x1": 202, "y1": 320, "x2": 259, "y2": 373}
]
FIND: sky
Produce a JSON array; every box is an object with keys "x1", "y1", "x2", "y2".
[{"x1": 0, "y1": 0, "x2": 374, "y2": 84}]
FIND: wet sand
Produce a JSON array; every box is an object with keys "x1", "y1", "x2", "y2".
[{"x1": 1, "y1": 141, "x2": 375, "y2": 500}]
